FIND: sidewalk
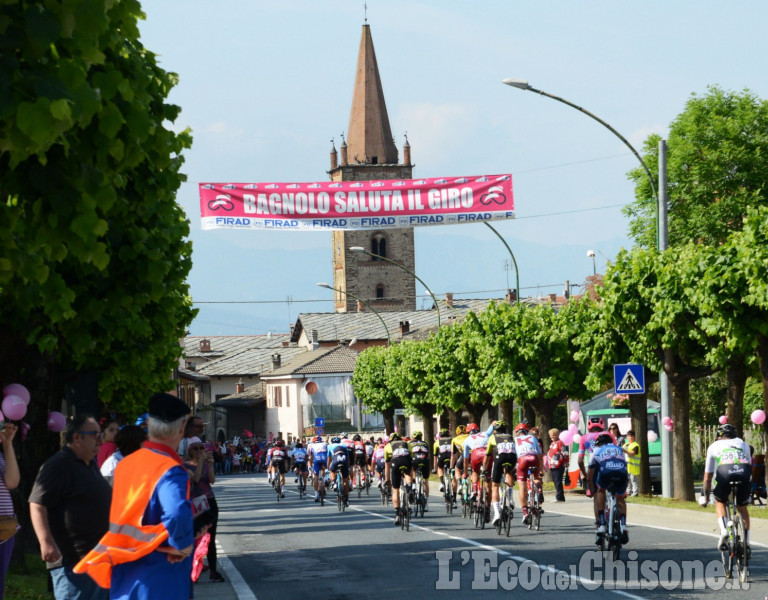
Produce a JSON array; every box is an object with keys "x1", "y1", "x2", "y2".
[{"x1": 193, "y1": 544, "x2": 251, "y2": 600}]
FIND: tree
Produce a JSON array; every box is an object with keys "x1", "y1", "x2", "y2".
[
  {"x1": 0, "y1": 0, "x2": 196, "y2": 554},
  {"x1": 624, "y1": 86, "x2": 768, "y2": 249},
  {"x1": 351, "y1": 345, "x2": 400, "y2": 433}
]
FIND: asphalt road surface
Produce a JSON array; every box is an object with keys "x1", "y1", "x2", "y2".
[{"x1": 212, "y1": 473, "x2": 767, "y2": 599}]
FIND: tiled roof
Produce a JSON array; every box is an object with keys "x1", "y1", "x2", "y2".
[
  {"x1": 214, "y1": 384, "x2": 264, "y2": 407},
  {"x1": 195, "y1": 346, "x2": 306, "y2": 377},
  {"x1": 182, "y1": 334, "x2": 292, "y2": 359},
  {"x1": 262, "y1": 346, "x2": 359, "y2": 378},
  {"x1": 291, "y1": 298, "x2": 495, "y2": 344}
]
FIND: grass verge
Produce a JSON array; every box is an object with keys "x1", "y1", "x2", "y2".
[{"x1": 5, "y1": 555, "x2": 49, "y2": 600}]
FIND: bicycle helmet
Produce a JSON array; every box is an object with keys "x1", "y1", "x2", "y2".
[
  {"x1": 389, "y1": 432, "x2": 401, "y2": 441},
  {"x1": 466, "y1": 423, "x2": 480, "y2": 434},
  {"x1": 493, "y1": 420, "x2": 507, "y2": 433},
  {"x1": 331, "y1": 436, "x2": 341, "y2": 444},
  {"x1": 455, "y1": 425, "x2": 466, "y2": 436},
  {"x1": 587, "y1": 416, "x2": 605, "y2": 432},
  {"x1": 594, "y1": 433, "x2": 613, "y2": 447},
  {"x1": 439, "y1": 428, "x2": 450, "y2": 436},
  {"x1": 411, "y1": 430, "x2": 422, "y2": 440},
  {"x1": 717, "y1": 423, "x2": 737, "y2": 438},
  {"x1": 353, "y1": 434, "x2": 361, "y2": 441},
  {"x1": 514, "y1": 423, "x2": 529, "y2": 435}
]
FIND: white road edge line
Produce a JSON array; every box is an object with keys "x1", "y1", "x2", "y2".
[
  {"x1": 349, "y1": 504, "x2": 646, "y2": 600},
  {"x1": 216, "y1": 539, "x2": 258, "y2": 600}
]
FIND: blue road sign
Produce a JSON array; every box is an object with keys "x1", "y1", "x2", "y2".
[
  {"x1": 315, "y1": 417, "x2": 325, "y2": 428},
  {"x1": 315, "y1": 427, "x2": 324, "y2": 436},
  {"x1": 614, "y1": 364, "x2": 645, "y2": 395}
]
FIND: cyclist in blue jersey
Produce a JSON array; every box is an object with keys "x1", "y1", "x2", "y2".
[
  {"x1": 328, "y1": 436, "x2": 350, "y2": 507},
  {"x1": 308, "y1": 435, "x2": 328, "y2": 502},
  {"x1": 292, "y1": 441, "x2": 309, "y2": 491},
  {"x1": 587, "y1": 433, "x2": 629, "y2": 544}
]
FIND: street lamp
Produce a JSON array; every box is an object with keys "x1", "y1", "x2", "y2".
[
  {"x1": 587, "y1": 249, "x2": 596, "y2": 276},
  {"x1": 503, "y1": 77, "x2": 672, "y2": 497},
  {"x1": 349, "y1": 246, "x2": 441, "y2": 329},
  {"x1": 316, "y1": 282, "x2": 391, "y2": 345},
  {"x1": 483, "y1": 222, "x2": 520, "y2": 304}
]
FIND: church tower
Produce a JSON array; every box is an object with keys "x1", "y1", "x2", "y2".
[{"x1": 328, "y1": 24, "x2": 416, "y2": 313}]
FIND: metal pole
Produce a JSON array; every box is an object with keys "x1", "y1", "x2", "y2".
[
  {"x1": 658, "y1": 139, "x2": 673, "y2": 497},
  {"x1": 317, "y1": 283, "x2": 391, "y2": 345},
  {"x1": 483, "y1": 222, "x2": 520, "y2": 304}
]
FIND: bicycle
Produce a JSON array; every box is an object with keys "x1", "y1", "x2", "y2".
[
  {"x1": 413, "y1": 470, "x2": 427, "y2": 518},
  {"x1": 336, "y1": 473, "x2": 348, "y2": 512},
  {"x1": 380, "y1": 479, "x2": 391, "y2": 506},
  {"x1": 526, "y1": 468, "x2": 542, "y2": 530},
  {"x1": 354, "y1": 464, "x2": 366, "y2": 498},
  {"x1": 297, "y1": 470, "x2": 307, "y2": 499},
  {"x1": 460, "y1": 476, "x2": 472, "y2": 519},
  {"x1": 597, "y1": 487, "x2": 623, "y2": 560},
  {"x1": 396, "y1": 465, "x2": 411, "y2": 531},
  {"x1": 496, "y1": 473, "x2": 514, "y2": 537},
  {"x1": 442, "y1": 466, "x2": 455, "y2": 514},
  {"x1": 474, "y1": 468, "x2": 488, "y2": 529},
  {"x1": 717, "y1": 482, "x2": 749, "y2": 583}
]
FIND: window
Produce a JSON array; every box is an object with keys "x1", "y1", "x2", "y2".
[
  {"x1": 371, "y1": 233, "x2": 387, "y2": 260},
  {"x1": 274, "y1": 386, "x2": 282, "y2": 408},
  {"x1": 376, "y1": 284, "x2": 385, "y2": 299},
  {"x1": 285, "y1": 386, "x2": 290, "y2": 407}
]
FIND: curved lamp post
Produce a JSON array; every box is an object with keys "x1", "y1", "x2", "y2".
[
  {"x1": 349, "y1": 246, "x2": 441, "y2": 329},
  {"x1": 483, "y1": 222, "x2": 520, "y2": 305},
  {"x1": 503, "y1": 77, "x2": 672, "y2": 497},
  {"x1": 316, "y1": 282, "x2": 391, "y2": 345}
]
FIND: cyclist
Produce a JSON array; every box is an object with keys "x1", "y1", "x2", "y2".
[
  {"x1": 409, "y1": 430, "x2": 431, "y2": 511},
  {"x1": 588, "y1": 432, "x2": 629, "y2": 543},
  {"x1": 265, "y1": 443, "x2": 275, "y2": 484},
  {"x1": 308, "y1": 435, "x2": 328, "y2": 502},
  {"x1": 291, "y1": 441, "x2": 309, "y2": 491},
  {"x1": 373, "y1": 438, "x2": 387, "y2": 487},
  {"x1": 698, "y1": 423, "x2": 751, "y2": 555},
  {"x1": 340, "y1": 433, "x2": 356, "y2": 493},
  {"x1": 578, "y1": 416, "x2": 616, "y2": 496},
  {"x1": 353, "y1": 434, "x2": 368, "y2": 487},
  {"x1": 463, "y1": 422, "x2": 496, "y2": 521},
  {"x1": 452, "y1": 425, "x2": 468, "y2": 494},
  {"x1": 384, "y1": 432, "x2": 411, "y2": 525},
  {"x1": 514, "y1": 422, "x2": 544, "y2": 524},
  {"x1": 434, "y1": 428, "x2": 453, "y2": 495},
  {"x1": 270, "y1": 439, "x2": 289, "y2": 498},
  {"x1": 485, "y1": 420, "x2": 517, "y2": 526},
  {"x1": 365, "y1": 438, "x2": 375, "y2": 482},
  {"x1": 327, "y1": 436, "x2": 350, "y2": 507}
]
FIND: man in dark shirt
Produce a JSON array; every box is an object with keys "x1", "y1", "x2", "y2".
[{"x1": 29, "y1": 413, "x2": 112, "y2": 600}]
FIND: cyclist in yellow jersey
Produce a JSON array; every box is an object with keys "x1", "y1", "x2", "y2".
[
  {"x1": 384, "y1": 433, "x2": 412, "y2": 525},
  {"x1": 434, "y1": 428, "x2": 454, "y2": 498},
  {"x1": 409, "y1": 431, "x2": 431, "y2": 511},
  {"x1": 451, "y1": 425, "x2": 468, "y2": 488},
  {"x1": 484, "y1": 420, "x2": 517, "y2": 525}
]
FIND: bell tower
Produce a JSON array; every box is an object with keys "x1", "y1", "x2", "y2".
[{"x1": 328, "y1": 24, "x2": 416, "y2": 313}]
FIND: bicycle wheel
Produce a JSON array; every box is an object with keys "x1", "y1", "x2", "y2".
[
  {"x1": 496, "y1": 503, "x2": 503, "y2": 535},
  {"x1": 611, "y1": 508, "x2": 622, "y2": 561},
  {"x1": 479, "y1": 487, "x2": 486, "y2": 529},
  {"x1": 504, "y1": 505, "x2": 512, "y2": 537},
  {"x1": 735, "y1": 516, "x2": 748, "y2": 584}
]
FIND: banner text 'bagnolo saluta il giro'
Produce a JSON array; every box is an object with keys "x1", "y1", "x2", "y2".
[{"x1": 199, "y1": 174, "x2": 514, "y2": 231}]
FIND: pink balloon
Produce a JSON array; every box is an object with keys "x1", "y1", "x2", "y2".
[
  {"x1": 718, "y1": 415, "x2": 728, "y2": 425},
  {"x1": 570, "y1": 410, "x2": 580, "y2": 424},
  {"x1": 647, "y1": 431, "x2": 658, "y2": 442},
  {"x1": 3, "y1": 383, "x2": 30, "y2": 405},
  {"x1": 751, "y1": 410, "x2": 766, "y2": 425},
  {"x1": 47, "y1": 411, "x2": 67, "y2": 433},
  {"x1": 662, "y1": 416, "x2": 672, "y2": 426},
  {"x1": 558, "y1": 430, "x2": 571, "y2": 444},
  {"x1": 1, "y1": 395, "x2": 27, "y2": 421},
  {"x1": 573, "y1": 433, "x2": 582, "y2": 444},
  {"x1": 568, "y1": 423, "x2": 578, "y2": 434}
]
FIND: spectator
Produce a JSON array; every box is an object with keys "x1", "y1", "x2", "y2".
[
  {"x1": 29, "y1": 414, "x2": 112, "y2": 600},
  {"x1": 609, "y1": 423, "x2": 625, "y2": 447},
  {"x1": 224, "y1": 443, "x2": 233, "y2": 475},
  {"x1": 546, "y1": 428, "x2": 569, "y2": 502},
  {"x1": 96, "y1": 418, "x2": 119, "y2": 468},
  {"x1": 622, "y1": 430, "x2": 640, "y2": 496},
  {"x1": 100, "y1": 425, "x2": 147, "y2": 485},
  {"x1": 0, "y1": 423, "x2": 20, "y2": 600},
  {"x1": 74, "y1": 393, "x2": 194, "y2": 599},
  {"x1": 213, "y1": 442, "x2": 224, "y2": 475},
  {"x1": 178, "y1": 415, "x2": 204, "y2": 459},
  {"x1": 184, "y1": 437, "x2": 224, "y2": 582}
]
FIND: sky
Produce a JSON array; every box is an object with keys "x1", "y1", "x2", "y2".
[{"x1": 137, "y1": 1, "x2": 768, "y2": 336}]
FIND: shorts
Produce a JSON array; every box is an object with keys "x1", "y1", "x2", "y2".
[
  {"x1": 272, "y1": 460, "x2": 287, "y2": 475},
  {"x1": 355, "y1": 452, "x2": 367, "y2": 467},
  {"x1": 375, "y1": 459, "x2": 386, "y2": 474},
  {"x1": 595, "y1": 469, "x2": 628, "y2": 496},
  {"x1": 491, "y1": 452, "x2": 517, "y2": 484},
  {"x1": 294, "y1": 461, "x2": 308, "y2": 473},
  {"x1": 516, "y1": 454, "x2": 539, "y2": 482},
  {"x1": 390, "y1": 457, "x2": 412, "y2": 489},
  {"x1": 312, "y1": 460, "x2": 326, "y2": 475},
  {"x1": 470, "y1": 447, "x2": 487, "y2": 474},
  {"x1": 437, "y1": 453, "x2": 452, "y2": 470},
  {"x1": 455, "y1": 456, "x2": 464, "y2": 473},
  {"x1": 329, "y1": 455, "x2": 349, "y2": 479},
  {"x1": 713, "y1": 464, "x2": 751, "y2": 506},
  {"x1": 412, "y1": 458, "x2": 430, "y2": 479}
]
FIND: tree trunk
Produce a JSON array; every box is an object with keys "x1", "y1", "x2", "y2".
[
  {"x1": 670, "y1": 377, "x2": 695, "y2": 501},
  {"x1": 467, "y1": 404, "x2": 485, "y2": 425},
  {"x1": 629, "y1": 393, "x2": 652, "y2": 495},
  {"x1": 500, "y1": 399, "x2": 514, "y2": 425},
  {"x1": 523, "y1": 401, "x2": 536, "y2": 426},
  {"x1": 417, "y1": 404, "x2": 435, "y2": 465},
  {"x1": 757, "y1": 334, "x2": 768, "y2": 440},
  {"x1": 532, "y1": 397, "x2": 561, "y2": 484},
  {"x1": 726, "y1": 359, "x2": 747, "y2": 438},
  {"x1": 438, "y1": 411, "x2": 450, "y2": 431},
  {"x1": 447, "y1": 408, "x2": 460, "y2": 433},
  {"x1": 382, "y1": 407, "x2": 395, "y2": 435}
]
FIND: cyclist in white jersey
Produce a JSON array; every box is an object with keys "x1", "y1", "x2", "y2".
[
  {"x1": 699, "y1": 423, "x2": 752, "y2": 555},
  {"x1": 308, "y1": 435, "x2": 328, "y2": 502}
]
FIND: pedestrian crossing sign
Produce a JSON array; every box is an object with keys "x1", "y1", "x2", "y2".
[{"x1": 613, "y1": 363, "x2": 645, "y2": 395}]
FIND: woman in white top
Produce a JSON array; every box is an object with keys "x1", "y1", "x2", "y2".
[{"x1": 100, "y1": 425, "x2": 147, "y2": 484}]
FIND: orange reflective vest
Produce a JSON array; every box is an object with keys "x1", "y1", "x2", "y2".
[{"x1": 74, "y1": 447, "x2": 188, "y2": 588}]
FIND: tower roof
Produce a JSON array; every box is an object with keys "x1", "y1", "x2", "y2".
[{"x1": 346, "y1": 24, "x2": 398, "y2": 165}]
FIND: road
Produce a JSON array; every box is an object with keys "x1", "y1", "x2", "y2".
[{"x1": 212, "y1": 473, "x2": 767, "y2": 599}]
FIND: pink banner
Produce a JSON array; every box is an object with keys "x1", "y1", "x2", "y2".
[{"x1": 199, "y1": 174, "x2": 513, "y2": 231}]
